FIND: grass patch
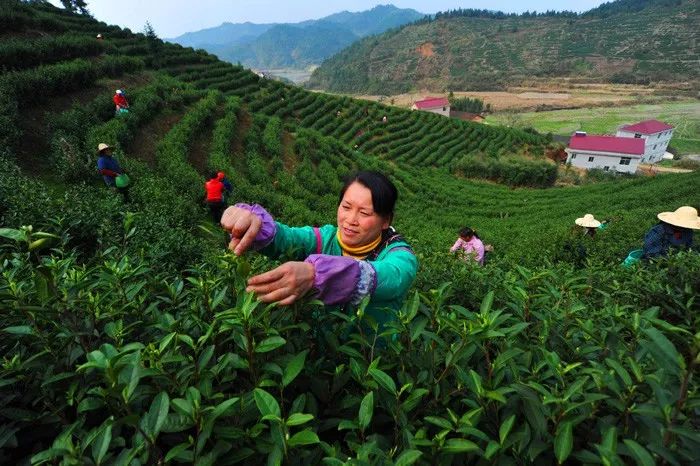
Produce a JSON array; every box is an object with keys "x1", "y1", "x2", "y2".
[{"x1": 488, "y1": 101, "x2": 700, "y2": 154}]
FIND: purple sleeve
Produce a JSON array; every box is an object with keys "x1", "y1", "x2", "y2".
[
  {"x1": 450, "y1": 238, "x2": 463, "y2": 253},
  {"x1": 233, "y1": 203, "x2": 277, "y2": 250},
  {"x1": 304, "y1": 254, "x2": 362, "y2": 305}
]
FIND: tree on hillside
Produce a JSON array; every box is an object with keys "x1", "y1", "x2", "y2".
[
  {"x1": 59, "y1": 0, "x2": 89, "y2": 15},
  {"x1": 143, "y1": 21, "x2": 161, "y2": 53}
]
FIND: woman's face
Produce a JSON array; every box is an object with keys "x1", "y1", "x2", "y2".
[{"x1": 337, "y1": 182, "x2": 390, "y2": 247}]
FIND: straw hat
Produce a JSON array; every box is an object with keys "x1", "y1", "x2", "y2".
[
  {"x1": 575, "y1": 214, "x2": 601, "y2": 228},
  {"x1": 97, "y1": 143, "x2": 111, "y2": 152},
  {"x1": 657, "y1": 206, "x2": 700, "y2": 230}
]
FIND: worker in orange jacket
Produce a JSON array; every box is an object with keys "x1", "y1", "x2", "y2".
[{"x1": 204, "y1": 172, "x2": 232, "y2": 223}]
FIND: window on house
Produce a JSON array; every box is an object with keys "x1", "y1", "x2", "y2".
[
  {"x1": 619, "y1": 157, "x2": 631, "y2": 165},
  {"x1": 604, "y1": 166, "x2": 609, "y2": 171},
  {"x1": 572, "y1": 154, "x2": 577, "y2": 159},
  {"x1": 442, "y1": 107, "x2": 446, "y2": 111},
  {"x1": 634, "y1": 133, "x2": 642, "y2": 138},
  {"x1": 588, "y1": 156, "x2": 594, "y2": 162},
  {"x1": 653, "y1": 144, "x2": 657, "y2": 150}
]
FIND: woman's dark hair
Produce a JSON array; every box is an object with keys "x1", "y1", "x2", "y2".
[
  {"x1": 208, "y1": 172, "x2": 218, "y2": 180},
  {"x1": 339, "y1": 171, "x2": 397, "y2": 221},
  {"x1": 459, "y1": 227, "x2": 480, "y2": 239}
]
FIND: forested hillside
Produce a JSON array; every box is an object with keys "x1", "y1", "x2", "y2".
[
  {"x1": 308, "y1": 0, "x2": 700, "y2": 93},
  {"x1": 1, "y1": 2, "x2": 699, "y2": 465}
]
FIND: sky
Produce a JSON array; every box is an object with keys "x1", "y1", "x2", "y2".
[{"x1": 49, "y1": 1, "x2": 610, "y2": 38}]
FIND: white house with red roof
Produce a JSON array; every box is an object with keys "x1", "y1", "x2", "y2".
[
  {"x1": 615, "y1": 119, "x2": 675, "y2": 164},
  {"x1": 411, "y1": 96, "x2": 450, "y2": 117},
  {"x1": 565, "y1": 132, "x2": 645, "y2": 174}
]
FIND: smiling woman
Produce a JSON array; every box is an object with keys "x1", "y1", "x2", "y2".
[{"x1": 220, "y1": 170, "x2": 418, "y2": 332}]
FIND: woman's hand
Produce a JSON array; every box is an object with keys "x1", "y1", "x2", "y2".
[
  {"x1": 246, "y1": 261, "x2": 315, "y2": 305},
  {"x1": 220, "y1": 206, "x2": 262, "y2": 255}
]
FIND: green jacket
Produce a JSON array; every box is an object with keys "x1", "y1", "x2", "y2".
[{"x1": 261, "y1": 223, "x2": 418, "y2": 327}]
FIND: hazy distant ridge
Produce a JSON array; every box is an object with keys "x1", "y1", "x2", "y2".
[{"x1": 167, "y1": 5, "x2": 424, "y2": 70}]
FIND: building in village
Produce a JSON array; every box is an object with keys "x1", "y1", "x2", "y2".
[
  {"x1": 615, "y1": 119, "x2": 675, "y2": 164},
  {"x1": 411, "y1": 97, "x2": 450, "y2": 117},
  {"x1": 565, "y1": 132, "x2": 645, "y2": 174}
]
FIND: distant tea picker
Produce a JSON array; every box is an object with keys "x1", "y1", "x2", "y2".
[
  {"x1": 113, "y1": 89, "x2": 129, "y2": 115},
  {"x1": 96, "y1": 143, "x2": 130, "y2": 202}
]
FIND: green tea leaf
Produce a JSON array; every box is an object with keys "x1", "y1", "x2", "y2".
[
  {"x1": 443, "y1": 438, "x2": 479, "y2": 453},
  {"x1": 480, "y1": 291, "x2": 494, "y2": 315},
  {"x1": 286, "y1": 413, "x2": 314, "y2": 426},
  {"x1": 254, "y1": 388, "x2": 280, "y2": 418},
  {"x1": 622, "y1": 439, "x2": 655, "y2": 466},
  {"x1": 282, "y1": 350, "x2": 307, "y2": 387},
  {"x1": 255, "y1": 336, "x2": 286, "y2": 353},
  {"x1": 0, "y1": 228, "x2": 26, "y2": 242},
  {"x1": 394, "y1": 449, "x2": 422, "y2": 466},
  {"x1": 287, "y1": 429, "x2": 319, "y2": 447},
  {"x1": 211, "y1": 397, "x2": 239, "y2": 420},
  {"x1": 165, "y1": 442, "x2": 193, "y2": 463},
  {"x1": 358, "y1": 391, "x2": 373, "y2": 430},
  {"x1": 3, "y1": 326, "x2": 33, "y2": 336},
  {"x1": 499, "y1": 414, "x2": 515, "y2": 445},
  {"x1": 642, "y1": 327, "x2": 683, "y2": 374},
  {"x1": 554, "y1": 421, "x2": 573, "y2": 464},
  {"x1": 171, "y1": 398, "x2": 193, "y2": 418},
  {"x1": 485, "y1": 441, "x2": 500, "y2": 459},
  {"x1": 91, "y1": 419, "x2": 112, "y2": 465},
  {"x1": 143, "y1": 391, "x2": 169, "y2": 441},
  {"x1": 425, "y1": 416, "x2": 453, "y2": 430},
  {"x1": 368, "y1": 368, "x2": 397, "y2": 395}
]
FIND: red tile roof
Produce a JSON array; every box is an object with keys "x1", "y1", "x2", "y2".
[
  {"x1": 414, "y1": 97, "x2": 450, "y2": 109},
  {"x1": 568, "y1": 134, "x2": 644, "y2": 156},
  {"x1": 619, "y1": 119, "x2": 674, "y2": 134}
]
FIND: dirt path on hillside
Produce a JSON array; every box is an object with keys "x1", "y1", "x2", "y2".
[
  {"x1": 14, "y1": 74, "x2": 152, "y2": 175},
  {"x1": 187, "y1": 106, "x2": 224, "y2": 176},
  {"x1": 281, "y1": 131, "x2": 296, "y2": 172},
  {"x1": 127, "y1": 110, "x2": 185, "y2": 168},
  {"x1": 639, "y1": 164, "x2": 693, "y2": 174},
  {"x1": 231, "y1": 108, "x2": 252, "y2": 173}
]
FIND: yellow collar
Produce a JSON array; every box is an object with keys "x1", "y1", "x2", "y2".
[{"x1": 336, "y1": 230, "x2": 381, "y2": 259}]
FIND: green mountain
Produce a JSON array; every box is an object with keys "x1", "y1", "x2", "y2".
[
  {"x1": 167, "y1": 22, "x2": 276, "y2": 48},
  {"x1": 214, "y1": 22, "x2": 359, "y2": 68},
  {"x1": 308, "y1": 0, "x2": 700, "y2": 93},
  {"x1": 1, "y1": 3, "x2": 699, "y2": 465},
  {"x1": 169, "y1": 5, "x2": 424, "y2": 70}
]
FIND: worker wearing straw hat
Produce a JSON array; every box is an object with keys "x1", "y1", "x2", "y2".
[
  {"x1": 575, "y1": 213, "x2": 601, "y2": 238},
  {"x1": 559, "y1": 213, "x2": 602, "y2": 267},
  {"x1": 643, "y1": 206, "x2": 699, "y2": 259},
  {"x1": 97, "y1": 143, "x2": 129, "y2": 202}
]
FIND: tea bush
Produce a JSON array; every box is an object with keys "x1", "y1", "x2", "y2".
[{"x1": 0, "y1": 225, "x2": 698, "y2": 465}]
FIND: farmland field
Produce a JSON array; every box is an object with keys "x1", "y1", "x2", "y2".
[{"x1": 487, "y1": 100, "x2": 700, "y2": 155}]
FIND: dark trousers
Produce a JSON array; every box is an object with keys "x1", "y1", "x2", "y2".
[
  {"x1": 207, "y1": 200, "x2": 225, "y2": 223},
  {"x1": 116, "y1": 186, "x2": 130, "y2": 203}
]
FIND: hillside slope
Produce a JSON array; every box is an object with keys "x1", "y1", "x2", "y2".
[{"x1": 308, "y1": 0, "x2": 700, "y2": 93}]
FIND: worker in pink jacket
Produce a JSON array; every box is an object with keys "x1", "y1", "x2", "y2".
[{"x1": 450, "y1": 227, "x2": 485, "y2": 265}]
